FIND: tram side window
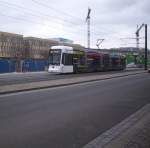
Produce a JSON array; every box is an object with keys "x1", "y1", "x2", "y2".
[
  {"x1": 111, "y1": 57, "x2": 119, "y2": 65},
  {"x1": 80, "y1": 56, "x2": 86, "y2": 65},
  {"x1": 62, "y1": 53, "x2": 73, "y2": 65},
  {"x1": 103, "y1": 55, "x2": 110, "y2": 66}
]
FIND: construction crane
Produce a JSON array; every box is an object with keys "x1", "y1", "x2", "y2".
[
  {"x1": 86, "y1": 8, "x2": 91, "y2": 49},
  {"x1": 135, "y1": 24, "x2": 144, "y2": 49},
  {"x1": 135, "y1": 23, "x2": 147, "y2": 70}
]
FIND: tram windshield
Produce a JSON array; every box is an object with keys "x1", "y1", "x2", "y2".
[{"x1": 49, "y1": 49, "x2": 61, "y2": 65}]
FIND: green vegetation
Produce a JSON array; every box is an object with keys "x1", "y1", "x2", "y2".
[
  {"x1": 126, "y1": 53, "x2": 150, "y2": 65},
  {"x1": 126, "y1": 53, "x2": 135, "y2": 64}
]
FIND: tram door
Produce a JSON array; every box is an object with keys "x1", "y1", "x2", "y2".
[{"x1": 62, "y1": 53, "x2": 73, "y2": 73}]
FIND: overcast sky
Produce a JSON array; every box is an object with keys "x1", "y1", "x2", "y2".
[{"x1": 0, "y1": 0, "x2": 149, "y2": 48}]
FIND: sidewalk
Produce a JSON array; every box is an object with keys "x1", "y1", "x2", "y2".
[
  {"x1": 0, "y1": 70, "x2": 146, "y2": 94},
  {"x1": 0, "y1": 71, "x2": 47, "y2": 76},
  {"x1": 83, "y1": 103, "x2": 150, "y2": 148},
  {"x1": 0, "y1": 68, "x2": 144, "y2": 76}
]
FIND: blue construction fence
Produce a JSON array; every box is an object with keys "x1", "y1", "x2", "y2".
[
  {"x1": 0, "y1": 58, "x2": 16, "y2": 73},
  {"x1": 0, "y1": 58, "x2": 49, "y2": 73},
  {"x1": 22, "y1": 59, "x2": 48, "y2": 72}
]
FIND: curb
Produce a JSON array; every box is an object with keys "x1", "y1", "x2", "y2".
[
  {"x1": 0, "y1": 71, "x2": 47, "y2": 76},
  {"x1": 0, "y1": 71, "x2": 146, "y2": 95}
]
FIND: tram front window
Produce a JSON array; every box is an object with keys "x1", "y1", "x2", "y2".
[{"x1": 49, "y1": 49, "x2": 61, "y2": 65}]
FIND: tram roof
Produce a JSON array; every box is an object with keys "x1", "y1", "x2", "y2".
[{"x1": 51, "y1": 46, "x2": 73, "y2": 50}]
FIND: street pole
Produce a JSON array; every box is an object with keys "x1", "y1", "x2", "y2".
[{"x1": 145, "y1": 24, "x2": 147, "y2": 70}]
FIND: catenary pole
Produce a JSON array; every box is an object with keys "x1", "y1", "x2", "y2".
[{"x1": 145, "y1": 24, "x2": 148, "y2": 70}]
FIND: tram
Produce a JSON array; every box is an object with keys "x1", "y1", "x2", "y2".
[{"x1": 48, "y1": 46, "x2": 126, "y2": 73}]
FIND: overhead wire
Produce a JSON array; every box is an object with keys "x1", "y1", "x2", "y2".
[
  {"x1": 0, "y1": 13, "x2": 101, "y2": 46},
  {"x1": 0, "y1": 12, "x2": 79, "y2": 38},
  {"x1": 0, "y1": 1, "x2": 80, "y2": 26},
  {"x1": 0, "y1": 3, "x2": 85, "y2": 37},
  {"x1": 0, "y1": 0, "x2": 132, "y2": 47},
  {"x1": 0, "y1": 0, "x2": 108, "y2": 37},
  {"x1": 31, "y1": 0, "x2": 83, "y2": 22},
  {"x1": 31, "y1": 0, "x2": 116, "y2": 35},
  {"x1": 0, "y1": 12, "x2": 82, "y2": 38}
]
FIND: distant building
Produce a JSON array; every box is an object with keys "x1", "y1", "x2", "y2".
[
  {"x1": 24, "y1": 37, "x2": 58, "y2": 60},
  {"x1": 0, "y1": 31, "x2": 24, "y2": 59},
  {"x1": 51, "y1": 38, "x2": 73, "y2": 44}
]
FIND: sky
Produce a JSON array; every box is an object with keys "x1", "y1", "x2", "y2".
[{"x1": 0, "y1": 0, "x2": 149, "y2": 49}]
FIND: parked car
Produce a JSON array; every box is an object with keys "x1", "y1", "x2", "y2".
[{"x1": 126, "y1": 63, "x2": 137, "y2": 68}]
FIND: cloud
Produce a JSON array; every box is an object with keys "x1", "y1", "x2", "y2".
[{"x1": 0, "y1": 0, "x2": 149, "y2": 48}]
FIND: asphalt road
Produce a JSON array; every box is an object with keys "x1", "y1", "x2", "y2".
[
  {"x1": 0, "y1": 73, "x2": 150, "y2": 148},
  {"x1": 0, "y1": 69, "x2": 141, "y2": 86}
]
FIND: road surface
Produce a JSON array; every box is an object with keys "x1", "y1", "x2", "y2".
[{"x1": 0, "y1": 73, "x2": 149, "y2": 148}]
